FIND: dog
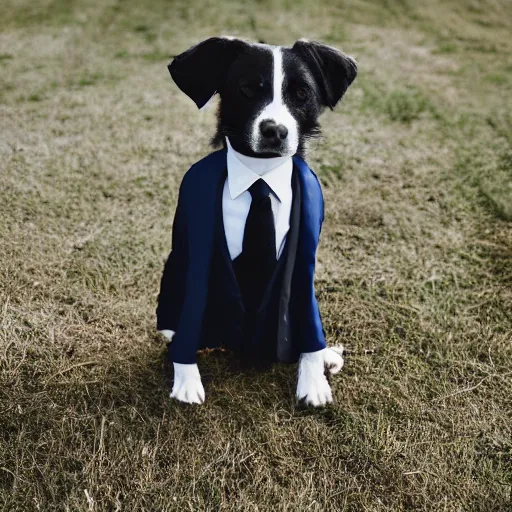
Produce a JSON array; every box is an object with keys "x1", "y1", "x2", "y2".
[{"x1": 157, "y1": 37, "x2": 357, "y2": 406}]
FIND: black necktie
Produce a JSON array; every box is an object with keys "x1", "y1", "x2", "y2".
[{"x1": 234, "y1": 179, "x2": 277, "y2": 312}]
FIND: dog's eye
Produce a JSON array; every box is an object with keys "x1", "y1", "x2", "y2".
[
  {"x1": 240, "y1": 85, "x2": 254, "y2": 98},
  {"x1": 240, "y1": 84, "x2": 258, "y2": 99},
  {"x1": 295, "y1": 86, "x2": 308, "y2": 101},
  {"x1": 240, "y1": 81, "x2": 264, "y2": 99}
]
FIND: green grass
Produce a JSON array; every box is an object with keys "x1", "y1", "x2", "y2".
[
  {"x1": 360, "y1": 80, "x2": 438, "y2": 124},
  {"x1": 1, "y1": 0, "x2": 511, "y2": 510}
]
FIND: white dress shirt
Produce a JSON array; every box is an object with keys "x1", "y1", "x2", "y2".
[{"x1": 224, "y1": 138, "x2": 293, "y2": 260}]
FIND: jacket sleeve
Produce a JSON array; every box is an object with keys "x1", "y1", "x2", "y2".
[
  {"x1": 293, "y1": 169, "x2": 327, "y2": 355},
  {"x1": 156, "y1": 183, "x2": 188, "y2": 332}
]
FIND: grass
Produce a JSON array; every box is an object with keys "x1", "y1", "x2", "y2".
[{"x1": 1, "y1": 0, "x2": 511, "y2": 510}]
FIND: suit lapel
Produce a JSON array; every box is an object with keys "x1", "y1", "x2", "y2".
[
  {"x1": 276, "y1": 157, "x2": 323, "y2": 361},
  {"x1": 276, "y1": 166, "x2": 301, "y2": 361},
  {"x1": 187, "y1": 151, "x2": 227, "y2": 265}
]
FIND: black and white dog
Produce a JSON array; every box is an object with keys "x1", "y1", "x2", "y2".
[{"x1": 158, "y1": 37, "x2": 357, "y2": 406}]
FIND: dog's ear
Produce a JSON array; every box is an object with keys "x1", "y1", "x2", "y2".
[
  {"x1": 168, "y1": 37, "x2": 247, "y2": 109},
  {"x1": 292, "y1": 39, "x2": 357, "y2": 109}
]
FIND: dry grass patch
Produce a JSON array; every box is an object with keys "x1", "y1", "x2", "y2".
[{"x1": 1, "y1": 0, "x2": 511, "y2": 510}]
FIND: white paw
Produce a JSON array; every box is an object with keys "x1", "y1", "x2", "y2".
[
  {"x1": 159, "y1": 329, "x2": 175, "y2": 342},
  {"x1": 296, "y1": 350, "x2": 333, "y2": 407},
  {"x1": 324, "y1": 345, "x2": 344, "y2": 374},
  {"x1": 170, "y1": 362, "x2": 205, "y2": 404}
]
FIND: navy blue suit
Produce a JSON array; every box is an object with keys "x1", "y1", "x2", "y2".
[{"x1": 157, "y1": 149, "x2": 326, "y2": 364}]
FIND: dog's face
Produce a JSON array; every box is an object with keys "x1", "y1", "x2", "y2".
[{"x1": 169, "y1": 38, "x2": 357, "y2": 157}]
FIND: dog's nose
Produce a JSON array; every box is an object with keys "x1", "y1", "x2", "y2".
[{"x1": 260, "y1": 120, "x2": 288, "y2": 142}]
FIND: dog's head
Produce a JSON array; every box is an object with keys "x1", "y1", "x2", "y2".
[{"x1": 169, "y1": 37, "x2": 357, "y2": 157}]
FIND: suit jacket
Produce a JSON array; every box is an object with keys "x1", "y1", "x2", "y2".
[
  {"x1": 156, "y1": 149, "x2": 326, "y2": 364},
  {"x1": 198, "y1": 165, "x2": 299, "y2": 362}
]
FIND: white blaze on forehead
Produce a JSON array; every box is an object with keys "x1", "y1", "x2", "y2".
[
  {"x1": 272, "y1": 48, "x2": 284, "y2": 106},
  {"x1": 250, "y1": 47, "x2": 299, "y2": 155}
]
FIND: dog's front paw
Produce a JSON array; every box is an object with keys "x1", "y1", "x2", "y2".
[
  {"x1": 170, "y1": 362, "x2": 205, "y2": 404},
  {"x1": 296, "y1": 350, "x2": 333, "y2": 407}
]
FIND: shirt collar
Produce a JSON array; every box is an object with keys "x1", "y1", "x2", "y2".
[{"x1": 226, "y1": 138, "x2": 293, "y2": 202}]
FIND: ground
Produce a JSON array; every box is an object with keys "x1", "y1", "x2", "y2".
[{"x1": 1, "y1": 0, "x2": 511, "y2": 510}]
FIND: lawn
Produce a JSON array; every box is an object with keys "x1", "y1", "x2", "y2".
[{"x1": 0, "y1": 0, "x2": 511, "y2": 510}]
